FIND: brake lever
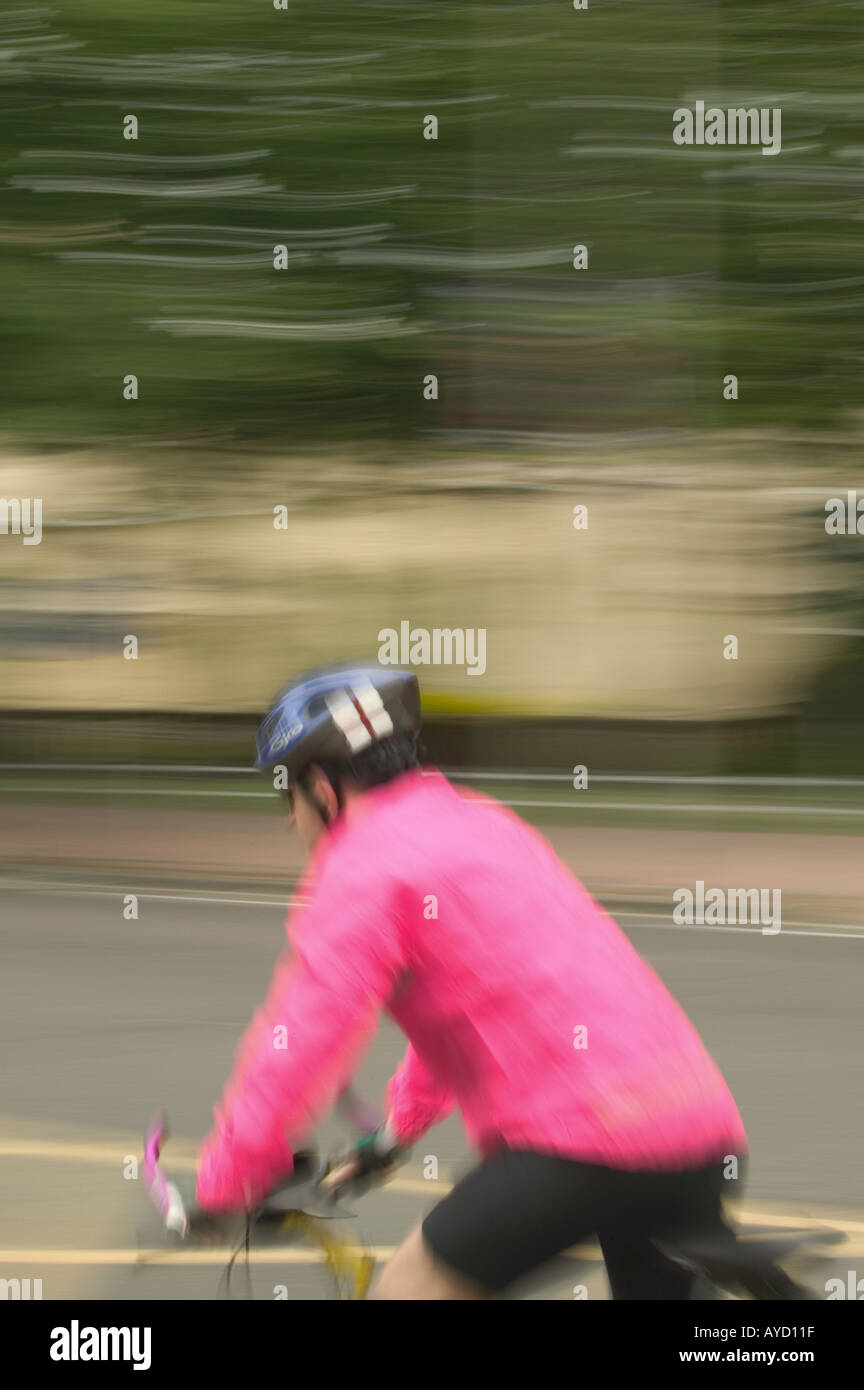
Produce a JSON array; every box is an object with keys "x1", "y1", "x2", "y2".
[{"x1": 143, "y1": 1113, "x2": 191, "y2": 1238}]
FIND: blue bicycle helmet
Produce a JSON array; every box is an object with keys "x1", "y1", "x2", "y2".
[{"x1": 255, "y1": 664, "x2": 421, "y2": 777}]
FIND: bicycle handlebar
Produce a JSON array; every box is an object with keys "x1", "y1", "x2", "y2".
[{"x1": 143, "y1": 1086, "x2": 385, "y2": 1238}]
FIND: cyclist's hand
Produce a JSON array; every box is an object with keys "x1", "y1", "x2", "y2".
[{"x1": 326, "y1": 1129, "x2": 407, "y2": 1196}]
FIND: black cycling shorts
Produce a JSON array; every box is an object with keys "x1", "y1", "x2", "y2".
[{"x1": 421, "y1": 1147, "x2": 741, "y2": 1296}]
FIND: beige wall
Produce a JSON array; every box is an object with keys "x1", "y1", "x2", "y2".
[{"x1": 0, "y1": 436, "x2": 857, "y2": 715}]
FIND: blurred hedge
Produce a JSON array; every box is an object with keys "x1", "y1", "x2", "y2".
[{"x1": 0, "y1": 1, "x2": 861, "y2": 452}]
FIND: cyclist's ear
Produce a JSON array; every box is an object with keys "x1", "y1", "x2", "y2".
[{"x1": 300, "y1": 764, "x2": 341, "y2": 825}]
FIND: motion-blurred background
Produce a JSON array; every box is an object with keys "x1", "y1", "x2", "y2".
[{"x1": 1, "y1": 1, "x2": 862, "y2": 1299}]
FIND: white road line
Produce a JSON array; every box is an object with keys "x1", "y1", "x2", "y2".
[
  {"x1": 5, "y1": 786, "x2": 864, "y2": 815},
  {"x1": 5, "y1": 764, "x2": 864, "y2": 789},
  {"x1": 8, "y1": 890, "x2": 299, "y2": 908},
  {"x1": 616, "y1": 915, "x2": 864, "y2": 941},
  {"x1": 0, "y1": 764, "x2": 254, "y2": 774},
  {"x1": 2, "y1": 787, "x2": 273, "y2": 798},
  {"x1": 499, "y1": 799, "x2": 864, "y2": 816},
  {"x1": 2, "y1": 880, "x2": 860, "y2": 937},
  {"x1": 0, "y1": 876, "x2": 299, "y2": 900},
  {"x1": 458, "y1": 772, "x2": 864, "y2": 788}
]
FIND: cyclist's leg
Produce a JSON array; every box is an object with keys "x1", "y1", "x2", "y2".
[
  {"x1": 598, "y1": 1159, "x2": 740, "y2": 1300},
  {"x1": 598, "y1": 1230, "x2": 695, "y2": 1300},
  {"x1": 373, "y1": 1148, "x2": 606, "y2": 1299},
  {"x1": 372, "y1": 1150, "x2": 742, "y2": 1300},
  {"x1": 377, "y1": 1222, "x2": 705, "y2": 1301},
  {"x1": 369, "y1": 1223, "x2": 487, "y2": 1301}
]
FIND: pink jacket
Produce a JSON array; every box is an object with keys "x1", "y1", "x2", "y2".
[{"x1": 196, "y1": 768, "x2": 746, "y2": 1211}]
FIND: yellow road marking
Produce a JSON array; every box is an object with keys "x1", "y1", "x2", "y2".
[
  {"x1": 726, "y1": 1204, "x2": 864, "y2": 1235},
  {"x1": 2, "y1": 1139, "x2": 861, "y2": 1253},
  {"x1": 0, "y1": 1139, "x2": 452, "y2": 1194},
  {"x1": 0, "y1": 1140, "x2": 167, "y2": 1166},
  {"x1": 3, "y1": 1236, "x2": 862, "y2": 1267},
  {"x1": 0, "y1": 1245, "x2": 635, "y2": 1266},
  {"x1": 0, "y1": 1247, "x2": 397, "y2": 1266}
]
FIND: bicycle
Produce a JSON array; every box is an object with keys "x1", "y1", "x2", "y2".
[{"x1": 140, "y1": 1100, "x2": 845, "y2": 1301}]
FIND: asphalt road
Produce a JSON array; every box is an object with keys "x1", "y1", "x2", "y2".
[{"x1": 1, "y1": 875, "x2": 862, "y2": 1301}]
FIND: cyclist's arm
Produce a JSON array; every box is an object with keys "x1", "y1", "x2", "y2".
[
  {"x1": 196, "y1": 882, "x2": 406, "y2": 1213},
  {"x1": 384, "y1": 1041, "x2": 456, "y2": 1146}
]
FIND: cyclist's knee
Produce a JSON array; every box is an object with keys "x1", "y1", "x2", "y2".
[{"x1": 370, "y1": 1224, "x2": 486, "y2": 1301}]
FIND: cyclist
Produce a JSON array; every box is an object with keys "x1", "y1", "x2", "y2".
[{"x1": 195, "y1": 664, "x2": 748, "y2": 1300}]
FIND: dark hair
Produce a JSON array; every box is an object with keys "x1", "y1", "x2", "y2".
[{"x1": 298, "y1": 732, "x2": 420, "y2": 806}]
